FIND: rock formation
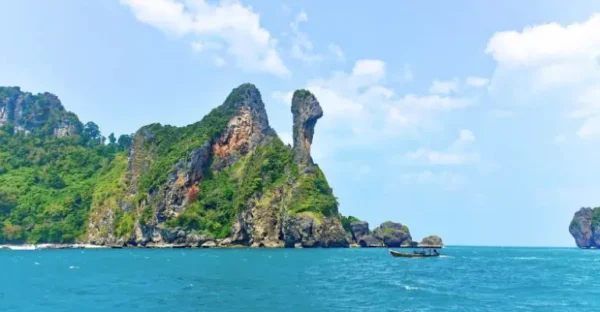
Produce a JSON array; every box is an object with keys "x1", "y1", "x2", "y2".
[
  {"x1": 0, "y1": 83, "x2": 436, "y2": 248},
  {"x1": 420, "y1": 235, "x2": 443, "y2": 247},
  {"x1": 0, "y1": 87, "x2": 82, "y2": 137},
  {"x1": 569, "y1": 207, "x2": 600, "y2": 248},
  {"x1": 372, "y1": 222, "x2": 413, "y2": 247},
  {"x1": 84, "y1": 83, "x2": 347, "y2": 248},
  {"x1": 291, "y1": 90, "x2": 323, "y2": 165}
]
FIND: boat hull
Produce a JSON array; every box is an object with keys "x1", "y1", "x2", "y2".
[{"x1": 389, "y1": 249, "x2": 440, "y2": 258}]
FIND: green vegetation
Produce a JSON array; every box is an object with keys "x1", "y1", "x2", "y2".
[
  {"x1": 166, "y1": 136, "x2": 338, "y2": 238},
  {"x1": 341, "y1": 215, "x2": 361, "y2": 233},
  {"x1": 591, "y1": 207, "x2": 600, "y2": 227},
  {"x1": 0, "y1": 83, "x2": 341, "y2": 243},
  {"x1": 292, "y1": 89, "x2": 313, "y2": 101},
  {"x1": 135, "y1": 85, "x2": 246, "y2": 195},
  {"x1": 0, "y1": 127, "x2": 119, "y2": 243},
  {"x1": 287, "y1": 166, "x2": 338, "y2": 217}
]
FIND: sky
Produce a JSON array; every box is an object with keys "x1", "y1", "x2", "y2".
[{"x1": 2, "y1": 0, "x2": 600, "y2": 247}]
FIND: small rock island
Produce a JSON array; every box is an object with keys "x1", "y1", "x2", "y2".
[{"x1": 569, "y1": 207, "x2": 600, "y2": 248}]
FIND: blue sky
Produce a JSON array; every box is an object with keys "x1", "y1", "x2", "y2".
[{"x1": 2, "y1": 0, "x2": 600, "y2": 246}]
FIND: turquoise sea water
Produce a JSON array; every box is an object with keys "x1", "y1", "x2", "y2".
[{"x1": 0, "y1": 246, "x2": 598, "y2": 311}]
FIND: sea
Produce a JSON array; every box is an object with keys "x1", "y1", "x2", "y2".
[{"x1": 0, "y1": 246, "x2": 598, "y2": 312}]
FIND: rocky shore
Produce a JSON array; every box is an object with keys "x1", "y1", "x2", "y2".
[{"x1": 0, "y1": 223, "x2": 443, "y2": 250}]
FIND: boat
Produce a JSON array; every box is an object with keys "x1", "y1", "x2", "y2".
[{"x1": 389, "y1": 248, "x2": 440, "y2": 258}]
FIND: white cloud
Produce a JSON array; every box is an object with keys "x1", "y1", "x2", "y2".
[
  {"x1": 454, "y1": 129, "x2": 476, "y2": 147},
  {"x1": 405, "y1": 129, "x2": 479, "y2": 165},
  {"x1": 121, "y1": 0, "x2": 289, "y2": 76},
  {"x1": 352, "y1": 59, "x2": 386, "y2": 79},
  {"x1": 214, "y1": 56, "x2": 226, "y2": 67},
  {"x1": 406, "y1": 149, "x2": 475, "y2": 165},
  {"x1": 486, "y1": 14, "x2": 600, "y2": 69},
  {"x1": 290, "y1": 11, "x2": 322, "y2": 63},
  {"x1": 328, "y1": 43, "x2": 345, "y2": 62},
  {"x1": 577, "y1": 116, "x2": 600, "y2": 139},
  {"x1": 429, "y1": 78, "x2": 460, "y2": 95},
  {"x1": 272, "y1": 59, "x2": 473, "y2": 148},
  {"x1": 466, "y1": 76, "x2": 489, "y2": 87},
  {"x1": 190, "y1": 40, "x2": 224, "y2": 52},
  {"x1": 486, "y1": 13, "x2": 600, "y2": 138}
]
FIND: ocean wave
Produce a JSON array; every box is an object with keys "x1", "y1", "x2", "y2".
[
  {"x1": 403, "y1": 285, "x2": 419, "y2": 291},
  {"x1": 69, "y1": 265, "x2": 80, "y2": 269}
]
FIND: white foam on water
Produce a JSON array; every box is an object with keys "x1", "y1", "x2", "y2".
[
  {"x1": 69, "y1": 266, "x2": 80, "y2": 269},
  {"x1": 510, "y1": 257, "x2": 545, "y2": 261},
  {"x1": 403, "y1": 285, "x2": 419, "y2": 291},
  {"x1": 34, "y1": 262, "x2": 40, "y2": 265}
]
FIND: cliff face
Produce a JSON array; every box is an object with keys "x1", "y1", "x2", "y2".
[
  {"x1": 0, "y1": 87, "x2": 81, "y2": 137},
  {"x1": 569, "y1": 207, "x2": 600, "y2": 248},
  {"x1": 84, "y1": 84, "x2": 347, "y2": 247},
  {"x1": 292, "y1": 90, "x2": 322, "y2": 165}
]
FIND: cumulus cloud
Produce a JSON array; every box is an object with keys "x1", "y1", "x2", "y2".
[
  {"x1": 121, "y1": 0, "x2": 289, "y2": 76},
  {"x1": 272, "y1": 59, "x2": 474, "y2": 149},
  {"x1": 290, "y1": 11, "x2": 322, "y2": 63},
  {"x1": 466, "y1": 76, "x2": 489, "y2": 87},
  {"x1": 485, "y1": 14, "x2": 600, "y2": 69},
  {"x1": 429, "y1": 78, "x2": 460, "y2": 95},
  {"x1": 486, "y1": 13, "x2": 600, "y2": 138},
  {"x1": 405, "y1": 129, "x2": 480, "y2": 165}
]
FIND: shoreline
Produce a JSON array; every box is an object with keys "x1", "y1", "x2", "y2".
[{"x1": 0, "y1": 243, "x2": 444, "y2": 250}]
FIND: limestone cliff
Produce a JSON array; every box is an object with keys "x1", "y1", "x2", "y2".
[
  {"x1": 0, "y1": 87, "x2": 81, "y2": 137},
  {"x1": 292, "y1": 90, "x2": 322, "y2": 165},
  {"x1": 569, "y1": 207, "x2": 600, "y2": 248},
  {"x1": 86, "y1": 84, "x2": 347, "y2": 247}
]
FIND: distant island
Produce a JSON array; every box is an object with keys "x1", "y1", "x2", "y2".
[
  {"x1": 0, "y1": 84, "x2": 442, "y2": 249},
  {"x1": 569, "y1": 207, "x2": 600, "y2": 248}
]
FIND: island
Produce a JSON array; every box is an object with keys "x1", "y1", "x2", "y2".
[
  {"x1": 0, "y1": 84, "x2": 442, "y2": 249},
  {"x1": 569, "y1": 207, "x2": 600, "y2": 248}
]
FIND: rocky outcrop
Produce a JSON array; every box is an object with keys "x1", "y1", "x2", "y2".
[
  {"x1": 350, "y1": 221, "x2": 369, "y2": 241},
  {"x1": 0, "y1": 105, "x2": 7, "y2": 126},
  {"x1": 350, "y1": 221, "x2": 422, "y2": 248},
  {"x1": 372, "y1": 221, "x2": 413, "y2": 247},
  {"x1": 0, "y1": 87, "x2": 82, "y2": 137},
  {"x1": 569, "y1": 207, "x2": 599, "y2": 248},
  {"x1": 283, "y1": 216, "x2": 349, "y2": 248},
  {"x1": 53, "y1": 120, "x2": 77, "y2": 138},
  {"x1": 155, "y1": 142, "x2": 211, "y2": 222},
  {"x1": 212, "y1": 84, "x2": 274, "y2": 170},
  {"x1": 420, "y1": 235, "x2": 443, "y2": 247},
  {"x1": 292, "y1": 90, "x2": 323, "y2": 165}
]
